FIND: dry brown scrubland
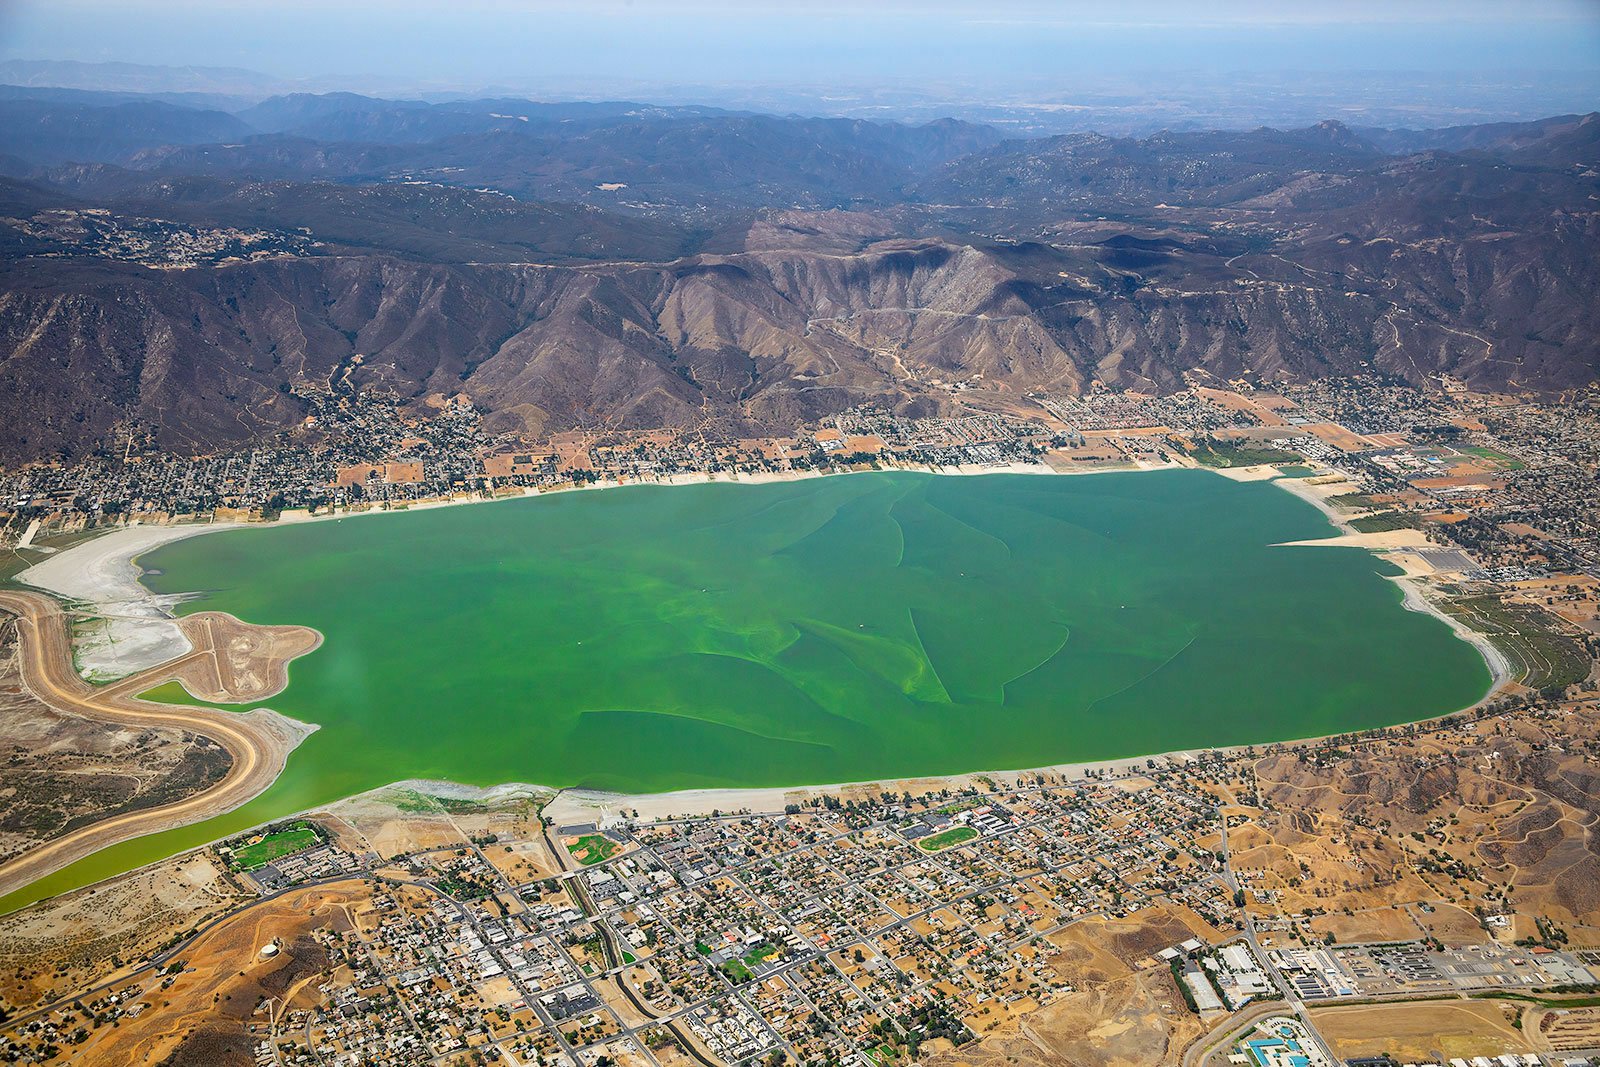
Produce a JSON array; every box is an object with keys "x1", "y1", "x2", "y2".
[
  {"x1": 927, "y1": 906, "x2": 1214, "y2": 1067},
  {"x1": 2, "y1": 691, "x2": 1597, "y2": 1065},
  {"x1": 1241, "y1": 702, "x2": 1600, "y2": 932}
]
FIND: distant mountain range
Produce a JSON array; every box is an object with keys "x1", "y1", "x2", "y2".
[{"x1": 0, "y1": 85, "x2": 1596, "y2": 465}]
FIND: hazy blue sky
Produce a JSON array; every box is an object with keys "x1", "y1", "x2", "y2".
[{"x1": 4, "y1": 1, "x2": 1599, "y2": 89}]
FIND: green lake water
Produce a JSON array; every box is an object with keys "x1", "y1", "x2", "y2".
[{"x1": 2, "y1": 469, "x2": 1491, "y2": 913}]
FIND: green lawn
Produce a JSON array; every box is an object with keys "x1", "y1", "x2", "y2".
[
  {"x1": 743, "y1": 943, "x2": 779, "y2": 966},
  {"x1": 1348, "y1": 511, "x2": 1421, "y2": 533},
  {"x1": 918, "y1": 825, "x2": 979, "y2": 852},
  {"x1": 567, "y1": 834, "x2": 620, "y2": 865},
  {"x1": 228, "y1": 826, "x2": 320, "y2": 870},
  {"x1": 719, "y1": 959, "x2": 753, "y2": 983},
  {"x1": 1457, "y1": 445, "x2": 1527, "y2": 471}
]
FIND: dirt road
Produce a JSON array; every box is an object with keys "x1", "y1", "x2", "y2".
[{"x1": 0, "y1": 590, "x2": 310, "y2": 904}]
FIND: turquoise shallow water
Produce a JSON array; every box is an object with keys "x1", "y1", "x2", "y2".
[{"x1": 2, "y1": 469, "x2": 1490, "y2": 912}]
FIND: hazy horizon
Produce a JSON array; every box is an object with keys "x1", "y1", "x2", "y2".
[{"x1": 1, "y1": 0, "x2": 1598, "y2": 132}]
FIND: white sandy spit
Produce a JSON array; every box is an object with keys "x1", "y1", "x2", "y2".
[{"x1": 18, "y1": 521, "x2": 241, "y2": 679}]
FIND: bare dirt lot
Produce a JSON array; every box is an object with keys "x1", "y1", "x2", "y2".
[
  {"x1": 1304, "y1": 905, "x2": 1423, "y2": 944},
  {"x1": 1310, "y1": 1000, "x2": 1526, "y2": 1061},
  {"x1": 931, "y1": 968, "x2": 1203, "y2": 1067},
  {"x1": 167, "y1": 611, "x2": 322, "y2": 703}
]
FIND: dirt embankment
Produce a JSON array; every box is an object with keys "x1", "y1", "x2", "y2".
[
  {"x1": 0, "y1": 590, "x2": 319, "y2": 905},
  {"x1": 0, "y1": 617, "x2": 232, "y2": 867}
]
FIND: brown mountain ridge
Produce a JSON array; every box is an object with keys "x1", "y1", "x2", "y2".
[{"x1": 0, "y1": 101, "x2": 1596, "y2": 464}]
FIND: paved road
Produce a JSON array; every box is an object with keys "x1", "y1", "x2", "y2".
[
  {"x1": 1206, "y1": 800, "x2": 1342, "y2": 1067},
  {"x1": 1182, "y1": 1002, "x2": 1287, "y2": 1067},
  {"x1": 0, "y1": 590, "x2": 290, "y2": 903}
]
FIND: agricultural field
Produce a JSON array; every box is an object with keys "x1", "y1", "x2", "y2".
[
  {"x1": 1348, "y1": 510, "x2": 1422, "y2": 533},
  {"x1": 1442, "y1": 595, "x2": 1591, "y2": 692}
]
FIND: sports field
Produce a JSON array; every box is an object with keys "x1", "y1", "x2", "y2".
[{"x1": 226, "y1": 826, "x2": 319, "y2": 870}]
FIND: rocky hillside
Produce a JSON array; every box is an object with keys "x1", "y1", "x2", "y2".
[{"x1": 1, "y1": 96, "x2": 1596, "y2": 465}]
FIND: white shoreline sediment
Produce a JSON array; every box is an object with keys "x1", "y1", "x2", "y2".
[{"x1": 18, "y1": 521, "x2": 245, "y2": 678}]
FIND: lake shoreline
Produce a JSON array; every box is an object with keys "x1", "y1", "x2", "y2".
[
  {"x1": 0, "y1": 457, "x2": 1509, "y2": 916},
  {"x1": 18, "y1": 452, "x2": 1508, "y2": 760},
  {"x1": 1263, "y1": 470, "x2": 1513, "y2": 692},
  {"x1": 13, "y1": 457, "x2": 1163, "y2": 678}
]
